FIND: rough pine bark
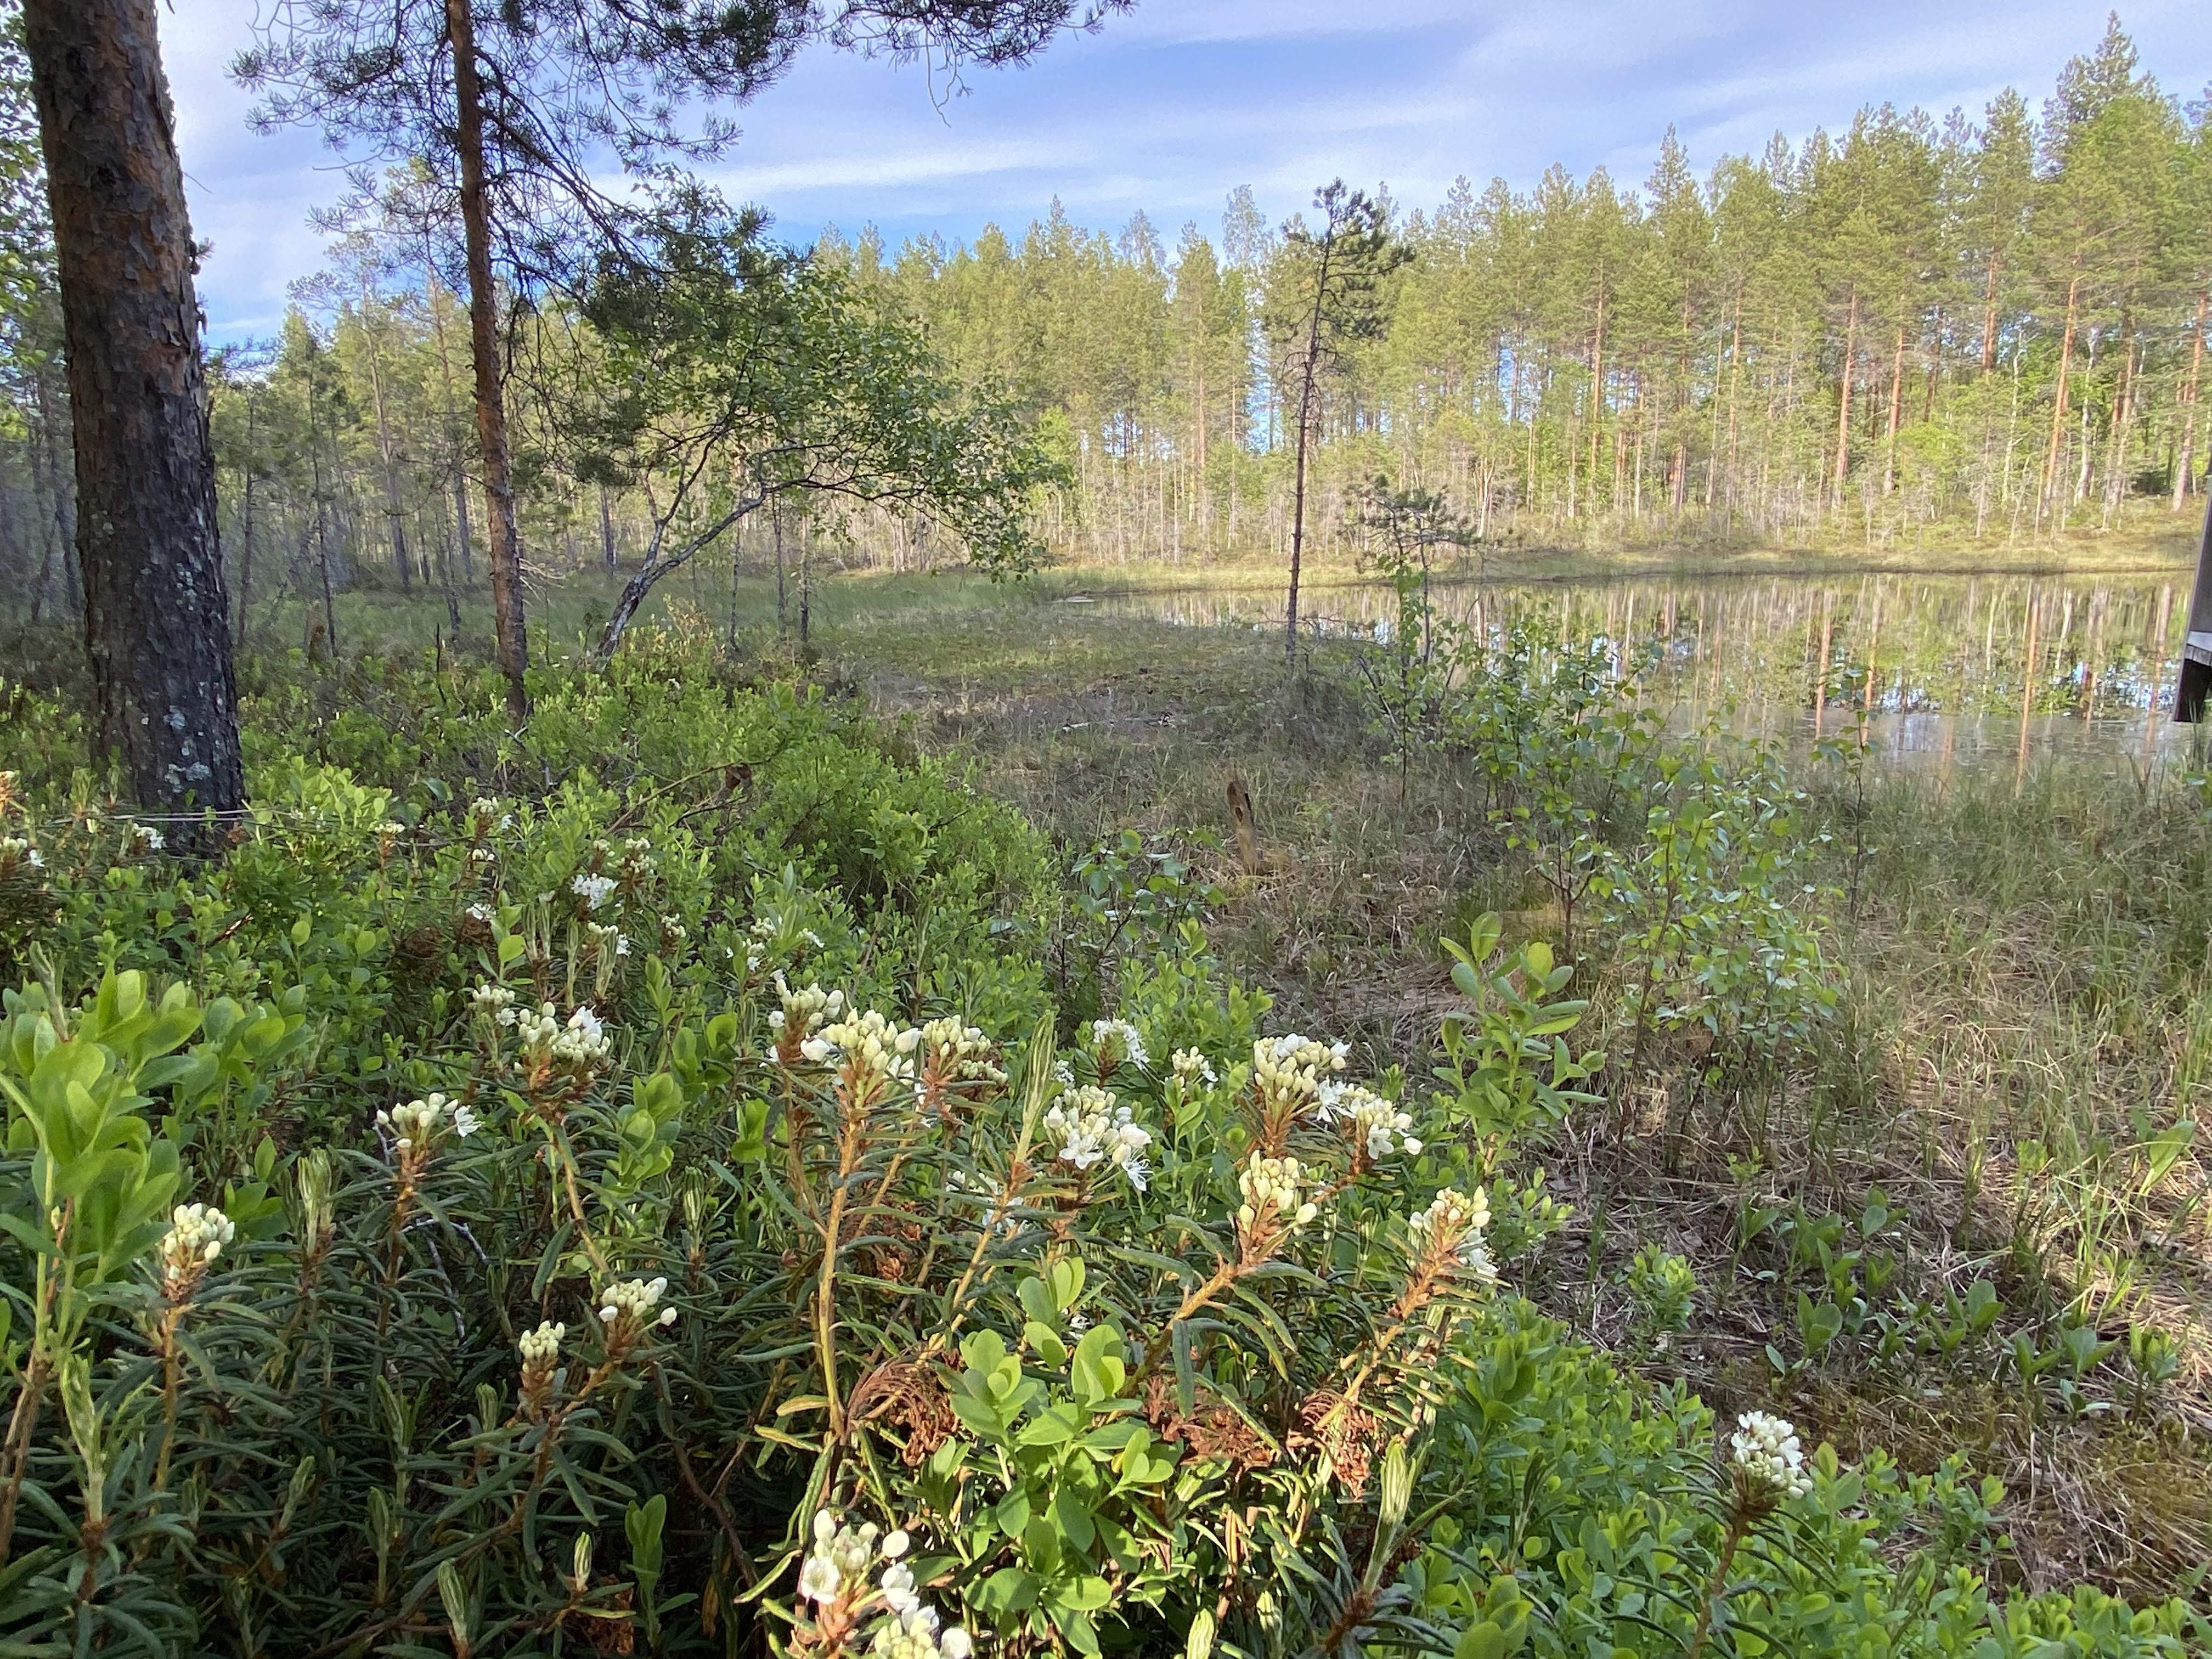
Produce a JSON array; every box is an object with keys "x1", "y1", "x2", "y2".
[
  {"x1": 446, "y1": 0, "x2": 531, "y2": 721},
  {"x1": 22, "y1": 0, "x2": 245, "y2": 850}
]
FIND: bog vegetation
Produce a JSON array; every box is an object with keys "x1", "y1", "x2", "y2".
[
  {"x1": 2, "y1": 613, "x2": 2210, "y2": 1659},
  {"x1": 3, "y1": 0, "x2": 2212, "y2": 1655}
]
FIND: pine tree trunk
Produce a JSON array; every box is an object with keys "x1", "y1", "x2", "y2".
[
  {"x1": 425, "y1": 263, "x2": 475, "y2": 583},
  {"x1": 1832, "y1": 291, "x2": 1858, "y2": 511},
  {"x1": 2040, "y1": 273, "x2": 2080, "y2": 521},
  {"x1": 1979, "y1": 253, "x2": 2002, "y2": 374},
  {"x1": 446, "y1": 0, "x2": 531, "y2": 721},
  {"x1": 363, "y1": 311, "x2": 412, "y2": 591},
  {"x1": 23, "y1": 0, "x2": 244, "y2": 849},
  {"x1": 1585, "y1": 290, "x2": 1606, "y2": 514},
  {"x1": 1883, "y1": 323, "x2": 1905, "y2": 495},
  {"x1": 1286, "y1": 275, "x2": 1327, "y2": 672},
  {"x1": 303, "y1": 353, "x2": 339, "y2": 655},
  {"x1": 1724, "y1": 302, "x2": 1742, "y2": 516},
  {"x1": 237, "y1": 469, "x2": 256, "y2": 635},
  {"x1": 2174, "y1": 288, "x2": 2206, "y2": 510}
]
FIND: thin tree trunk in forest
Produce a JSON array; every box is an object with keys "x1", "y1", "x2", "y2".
[
  {"x1": 799, "y1": 517, "x2": 811, "y2": 652},
  {"x1": 1980, "y1": 253, "x2": 2002, "y2": 374},
  {"x1": 23, "y1": 0, "x2": 244, "y2": 847},
  {"x1": 425, "y1": 262, "x2": 475, "y2": 584},
  {"x1": 1725, "y1": 306, "x2": 1743, "y2": 520},
  {"x1": 1286, "y1": 263, "x2": 1328, "y2": 672},
  {"x1": 35, "y1": 374, "x2": 78, "y2": 619},
  {"x1": 235, "y1": 384, "x2": 259, "y2": 636},
  {"x1": 726, "y1": 516, "x2": 741, "y2": 652},
  {"x1": 1832, "y1": 291, "x2": 1858, "y2": 511},
  {"x1": 237, "y1": 469, "x2": 256, "y2": 636},
  {"x1": 2173, "y1": 287, "x2": 2206, "y2": 510},
  {"x1": 1193, "y1": 359, "x2": 1207, "y2": 474},
  {"x1": 599, "y1": 483, "x2": 618, "y2": 572},
  {"x1": 304, "y1": 353, "x2": 340, "y2": 656},
  {"x1": 2041, "y1": 272, "x2": 2080, "y2": 521},
  {"x1": 2103, "y1": 324, "x2": 2137, "y2": 525},
  {"x1": 595, "y1": 494, "x2": 759, "y2": 660},
  {"x1": 25, "y1": 377, "x2": 62, "y2": 624},
  {"x1": 1586, "y1": 289, "x2": 1606, "y2": 512},
  {"x1": 446, "y1": 0, "x2": 530, "y2": 720},
  {"x1": 1883, "y1": 324, "x2": 1905, "y2": 495},
  {"x1": 362, "y1": 306, "x2": 413, "y2": 591},
  {"x1": 774, "y1": 499, "x2": 787, "y2": 640},
  {"x1": 1922, "y1": 309, "x2": 1942, "y2": 426},
  {"x1": 436, "y1": 512, "x2": 462, "y2": 642},
  {"x1": 453, "y1": 475, "x2": 473, "y2": 584}
]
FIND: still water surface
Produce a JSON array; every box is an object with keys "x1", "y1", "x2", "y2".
[{"x1": 1077, "y1": 569, "x2": 2210, "y2": 770}]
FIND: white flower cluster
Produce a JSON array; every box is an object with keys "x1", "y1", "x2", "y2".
[
  {"x1": 519, "y1": 1319, "x2": 565, "y2": 1367},
  {"x1": 1729, "y1": 1410, "x2": 1811, "y2": 1499},
  {"x1": 1087, "y1": 1018, "x2": 1148, "y2": 1071},
  {"x1": 586, "y1": 921, "x2": 631, "y2": 957},
  {"x1": 865, "y1": 1606, "x2": 973, "y2": 1659},
  {"x1": 378, "y1": 1092, "x2": 480, "y2": 1150},
  {"x1": 159, "y1": 1203, "x2": 234, "y2": 1276},
  {"x1": 1237, "y1": 1152, "x2": 1319, "y2": 1234},
  {"x1": 470, "y1": 982, "x2": 517, "y2": 1022},
  {"x1": 0, "y1": 835, "x2": 41, "y2": 874},
  {"x1": 803, "y1": 1009, "x2": 921, "y2": 1098},
  {"x1": 1407, "y1": 1187, "x2": 1497, "y2": 1282},
  {"x1": 571, "y1": 872, "x2": 618, "y2": 911},
  {"x1": 1043, "y1": 1085, "x2": 1152, "y2": 1190},
  {"x1": 918, "y1": 1018, "x2": 1003, "y2": 1087},
  {"x1": 552, "y1": 1006, "x2": 610, "y2": 1066},
  {"x1": 768, "y1": 975, "x2": 845, "y2": 1048},
  {"x1": 469, "y1": 797, "x2": 512, "y2": 835},
  {"x1": 1252, "y1": 1033, "x2": 1348, "y2": 1118},
  {"x1": 1319, "y1": 1082, "x2": 1423, "y2": 1161},
  {"x1": 617, "y1": 836, "x2": 657, "y2": 879},
  {"x1": 1170, "y1": 1048, "x2": 1217, "y2": 1087},
  {"x1": 798, "y1": 1513, "x2": 972, "y2": 1659},
  {"x1": 515, "y1": 1002, "x2": 612, "y2": 1070},
  {"x1": 131, "y1": 823, "x2": 165, "y2": 854},
  {"x1": 599, "y1": 1276, "x2": 679, "y2": 1330},
  {"x1": 797, "y1": 1510, "x2": 889, "y2": 1604}
]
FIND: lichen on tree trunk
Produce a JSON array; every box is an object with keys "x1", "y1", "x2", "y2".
[{"x1": 23, "y1": 0, "x2": 245, "y2": 852}]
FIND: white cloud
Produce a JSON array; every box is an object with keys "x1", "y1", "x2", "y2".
[{"x1": 159, "y1": 0, "x2": 2210, "y2": 342}]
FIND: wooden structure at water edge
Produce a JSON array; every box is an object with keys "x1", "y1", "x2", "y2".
[{"x1": 2175, "y1": 483, "x2": 2212, "y2": 722}]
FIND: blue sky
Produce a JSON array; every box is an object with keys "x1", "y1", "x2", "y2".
[{"x1": 166, "y1": 0, "x2": 2209, "y2": 345}]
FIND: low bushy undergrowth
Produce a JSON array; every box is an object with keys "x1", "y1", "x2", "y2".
[{"x1": 0, "y1": 633, "x2": 2202, "y2": 1657}]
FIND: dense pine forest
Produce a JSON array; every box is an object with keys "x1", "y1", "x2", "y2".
[{"x1": 3, "y1": 17, "x2": 2206, "y2": 634}]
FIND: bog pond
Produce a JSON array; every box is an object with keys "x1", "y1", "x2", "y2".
[{"x1": 1056, "y1": 565, "x2": 2210, "y2": 771}]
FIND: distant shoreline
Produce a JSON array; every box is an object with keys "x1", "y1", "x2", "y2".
[{"x1": 899, "y1": 533, "x2": 2205, "y2": 601}]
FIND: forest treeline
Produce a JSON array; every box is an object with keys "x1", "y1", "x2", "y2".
[
  {"x1": 1, "y1": 16, "x2": 2208, "y2": 641},
  {"x1": 850, "y1": 15, "x2": 2211, "y2": 565}
]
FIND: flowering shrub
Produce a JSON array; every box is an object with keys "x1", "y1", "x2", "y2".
[{"x1": 0, "y1": 641, "x2": 2199, "y2": 1658}]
